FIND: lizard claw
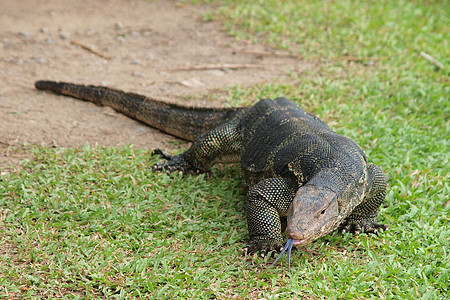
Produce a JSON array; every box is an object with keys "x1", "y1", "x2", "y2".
[
  {"x1": 242, "y1": 238, "x2": 284, "y2": 258},
  {"x1": 341, "y1": 220, "x2": 387, "y2": 236},
  {"x1": 152, "y1": 151, "x2": 205, "y2": 175},
  {"x1": 152, "y1": 148, "x2": 173, "y2": 160}
]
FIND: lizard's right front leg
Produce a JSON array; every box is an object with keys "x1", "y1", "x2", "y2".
[{"x1": 244, "y1": 177, "x2": 297, "y2": 257}]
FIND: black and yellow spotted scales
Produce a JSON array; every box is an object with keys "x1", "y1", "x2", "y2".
[{"x1": 35, "y1": 80, "x2": 388, "y2": 267}]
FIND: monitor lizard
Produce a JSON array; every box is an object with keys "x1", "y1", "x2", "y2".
[{"x1": 35, "y1": 80, "x2": 388, "y2": 270}]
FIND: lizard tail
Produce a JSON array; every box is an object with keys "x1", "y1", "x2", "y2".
[{"x1": 35, "y1": 80, "x2": 243, "y2": 141}]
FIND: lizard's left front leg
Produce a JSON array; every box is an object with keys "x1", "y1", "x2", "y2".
[{"x1": 341, "y1": 163, "x2": 388, "y2": 235}]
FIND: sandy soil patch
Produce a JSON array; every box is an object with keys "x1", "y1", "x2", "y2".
[{"x1": 0, "y1": 0, "x2": 311, "y2": 168}]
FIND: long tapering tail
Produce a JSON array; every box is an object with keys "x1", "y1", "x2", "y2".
[{"x1": 35, "y1": 80, "x2": 244, "y2": 141}]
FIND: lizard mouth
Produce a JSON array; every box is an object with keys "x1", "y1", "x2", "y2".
[
  {"x1": 285, "y1": 231, "x2": 315, "y2": 246},
  {"x1": 292, "y1": 239, "x2": 306, "y2": 246}
]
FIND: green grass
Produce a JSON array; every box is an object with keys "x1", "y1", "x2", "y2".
[
  {"x1": 1, "y1": 0, "x2": 449, "y2": 298},
  {"x1": 219, "y1": 0, "x2": 448, "y2": 64}
]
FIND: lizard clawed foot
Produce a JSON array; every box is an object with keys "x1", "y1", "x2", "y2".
[
  {"x1": 341, "y1": 221, "x2": 388, "y2": 236},
  {"x1": 242, "y1": 238, "x2": 284, "y2": 258},
  {"x1": 152, "y1": 151, "x2": 205, "y2": 175}
]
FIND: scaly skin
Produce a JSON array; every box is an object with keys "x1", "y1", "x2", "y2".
[
  {"x1": 35, "y1": 80, "x2": 243, "y2": 141},
  {"x1": 35, "y1": 81, "x2": 388, "y2": 269}
]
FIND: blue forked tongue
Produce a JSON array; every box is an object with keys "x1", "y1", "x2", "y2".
[{"x1": 271, "y1": 238, "x2": 295, "y2": 272}]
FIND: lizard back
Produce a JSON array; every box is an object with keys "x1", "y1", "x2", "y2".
[{"x1": 240, "y1": 98, "x2": 366, "y2": 189}]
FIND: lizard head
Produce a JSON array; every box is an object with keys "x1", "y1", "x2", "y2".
[
  {"x1": 285, "y1": 185, "x2": 340, "y2": 247},
  {"x1": 271, "y1": 185, "x2": 341, "y2": 272}
]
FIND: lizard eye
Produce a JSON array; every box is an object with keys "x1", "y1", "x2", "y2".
[{"x1": 320, "y1": 209, "x2": 326, "y2": 215}]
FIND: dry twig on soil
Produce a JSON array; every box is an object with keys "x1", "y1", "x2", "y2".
[
  {"x1": 161, "y1": 64, "x2": 260, "y2": 71},
  {"x1": 70, "y1": 40, "x2": 111, "y2": 59}
]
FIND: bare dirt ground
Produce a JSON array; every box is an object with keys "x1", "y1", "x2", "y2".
[{"x1": 0, "y1": 0, "x2": 310, "y2": 169}]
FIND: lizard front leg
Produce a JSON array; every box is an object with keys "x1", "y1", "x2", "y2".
[
  {"x1": 243, "y1": 177, "x2": 297, "y2": 256},
  {"x1": 341, "y1": 163, "x2": 388, "y2": 235},
  {"x1": 152, "y1": 118, "x2": 242, "y2": 174}
]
